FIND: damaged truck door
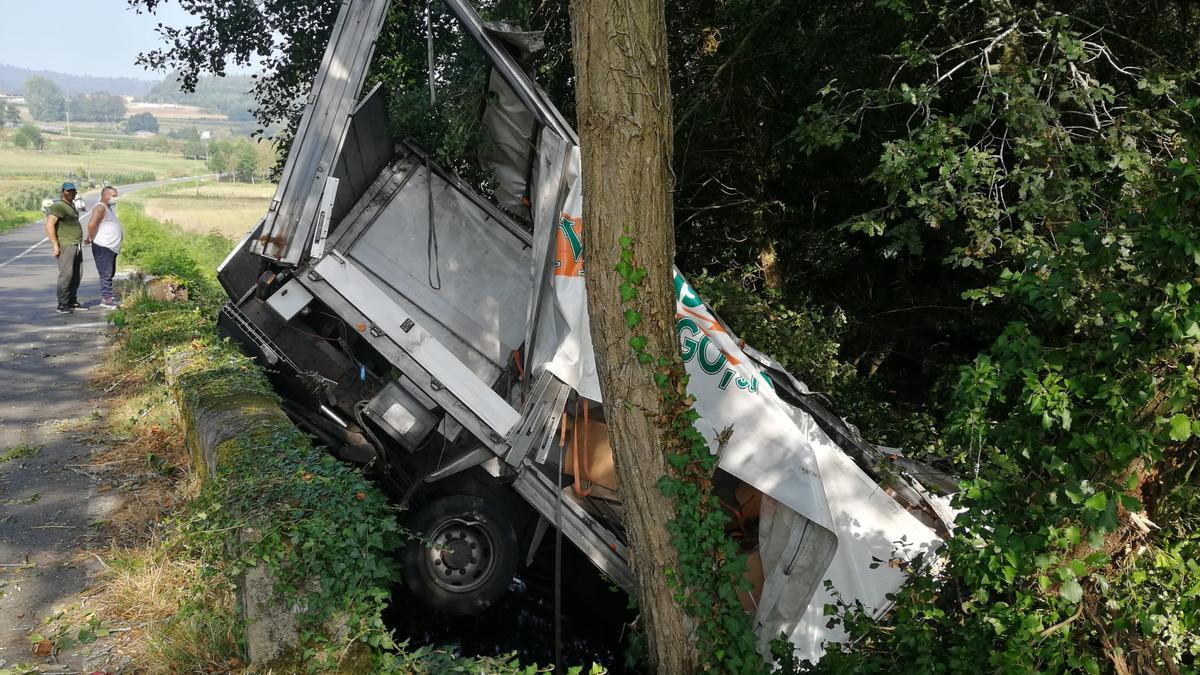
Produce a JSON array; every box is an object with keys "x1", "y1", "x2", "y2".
[{"x1": 215, "y1": 0, "x2": 956, "y2": 664}]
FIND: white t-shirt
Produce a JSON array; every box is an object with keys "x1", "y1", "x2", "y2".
[{"x1": 90, "y1": 202, "x2": 123, "y2": 253}]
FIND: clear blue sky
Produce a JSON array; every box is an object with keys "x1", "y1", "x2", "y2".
[{"x1": 0, "y1": 0, "x2": 194, "y2": 80}]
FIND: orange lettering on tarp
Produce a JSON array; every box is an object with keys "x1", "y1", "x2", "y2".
[
  {"x1": 675, "y1": 305, "x2": 742, "y2": 365},
  {"x1": 554, "y1": 214, "x2": 585, "y2": 277}
]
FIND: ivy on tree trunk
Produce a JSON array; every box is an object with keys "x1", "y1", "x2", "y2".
[{"x1": 568, "y1": 0, "x2": 699, "y2": 671}]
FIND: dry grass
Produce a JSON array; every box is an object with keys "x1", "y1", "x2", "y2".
[
  {"x1": 125, "y1": 103, "x2": 229, "y2": 121},
  {"x1": 85, "y1": 362, "x2": 195, "y2": 543},
  {"x1": 50, "y1": 357, "x2": 246, "y2": 673},
  {"x1": 132, "y1": 181, "x2": 274, "y2": 237}
]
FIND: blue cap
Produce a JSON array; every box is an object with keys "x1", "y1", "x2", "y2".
[{"x1": 61, "y1": 182, "x2": 77, "y2": 191}]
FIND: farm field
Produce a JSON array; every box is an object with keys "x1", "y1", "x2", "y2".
[
  {"x1": 125, "y1": 102, "x2": 226, "y2": 120},
  {"x1": 126, "y1": 180, "x2": 274, "y2": 237},
  {"x1": 0, "y1": 145, "x2": 205, "y2": 180}
]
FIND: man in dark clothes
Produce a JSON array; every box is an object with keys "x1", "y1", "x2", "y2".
[{"x1": 44, "y1": 182, "x2": 86, "y2": 314}]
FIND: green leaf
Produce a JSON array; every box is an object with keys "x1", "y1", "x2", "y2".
[
  {"x1": 1059, "y1": 579, "x2": 1083, "y2": 604},
  {"x1": 1169, "y1": 413, "x2": 1192, "y2": 441},
  {"x1": 1084, "y1": 492, "x2": 1107, "y2": 512},
  {"x1": 1119, "y1": 493, "x2": 1141, "y2": 512}
]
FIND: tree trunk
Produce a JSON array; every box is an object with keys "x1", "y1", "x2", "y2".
[{"x1": 569, "y1": 1, "x2": 699, "y2": 672}]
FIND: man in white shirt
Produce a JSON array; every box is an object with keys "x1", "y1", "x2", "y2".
[{"x1": 83, "y1": 186, "x2": 123, "y2": 309}]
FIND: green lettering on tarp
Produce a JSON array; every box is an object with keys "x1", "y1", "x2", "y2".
[{"x1": 560, "y1": 216, "x2": 583, "y2": 261}]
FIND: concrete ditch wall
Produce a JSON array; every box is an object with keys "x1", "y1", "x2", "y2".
[{"x1": 165, "y1": 348, "x2": 317, "y2": 667}]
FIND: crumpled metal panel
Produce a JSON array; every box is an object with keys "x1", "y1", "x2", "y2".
[{"x1": 250, "y1": 0, "x2": 390, "y2": 266}]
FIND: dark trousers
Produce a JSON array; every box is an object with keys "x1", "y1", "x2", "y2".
[
  {"x1": 91, "y1": 244, "x2": 118, "y2": 302},
  {"x1": 56, "y1": 244, "x2": 82, "y2": 307}
]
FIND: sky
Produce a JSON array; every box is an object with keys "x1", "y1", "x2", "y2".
[{"x1": 0, "y1": 0, "x2": 194, "y2": 80}]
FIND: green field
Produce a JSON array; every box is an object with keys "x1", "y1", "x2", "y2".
[
  {"x1": 126, "y1": 181, "x2": 274, "y2": 238},
  {"x1": 0, "y1": 144, "x2": 205, "y2": 181}
]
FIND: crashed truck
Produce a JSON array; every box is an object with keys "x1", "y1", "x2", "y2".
[{"x1": 215, "y1": 0, "x2": 957, "y2": 664}]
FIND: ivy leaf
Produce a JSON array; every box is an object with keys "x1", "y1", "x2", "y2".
[
  {"x1": 1169, "y1": 413, "x2": 1192, "y2": 441},
  {"x1": 1084, "y1": 492, "x2": 1107, "y2": 512},
  {"x1": 1059, "y1": 579, "x2": 1083, "y2": 604},
  {"x1": 1119, "y1": 493, "x2": 1142, "y2": 512}
]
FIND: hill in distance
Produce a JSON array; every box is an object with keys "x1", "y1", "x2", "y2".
[
  {"x1": 0, "y1": 63, "x2": 156, "y2": 98},
  {"x1": 0, "y1": 63, "x2": 258, "y2": 121}
]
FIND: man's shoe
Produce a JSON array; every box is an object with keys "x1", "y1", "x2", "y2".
[
  {"x1": 68, "y1": 302, "x2": 87, "y2": 311},
  {"x1": 99, "y1": 300, "x2": 119, "y2": 309},
  {"x1": 55, "y1": 305, "x2": 73, "y2": 314}
]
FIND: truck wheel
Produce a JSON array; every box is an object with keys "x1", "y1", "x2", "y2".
[{"x1": 402, "y1": 494, "x2": 519, "y2": 616}]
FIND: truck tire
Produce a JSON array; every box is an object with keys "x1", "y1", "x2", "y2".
[{"x1": 402, "y1": 494, "x2": 519, "y2": 616}]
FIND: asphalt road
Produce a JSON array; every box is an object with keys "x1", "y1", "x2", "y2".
[{"x1": 0, "y1": 178, "x2": 202, "y2": 671}]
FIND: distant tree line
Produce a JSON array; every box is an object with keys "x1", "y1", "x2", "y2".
[
  {"x1": 69, "y1": 92, "x2": 126, "y2": 123},
  {"x1": 23, "y1": 76, "x2": 126, "y2": 123},
  {"x1": 206, "y1": 137, "x2": 276, "y2": 183},
  {"x1": 145, "y1": 73, "x2": 256, "y2": 121}
]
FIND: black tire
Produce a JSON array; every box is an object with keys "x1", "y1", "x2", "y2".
[{"x1": 402, "y1": 494, "x2": 519, "y2": 616}]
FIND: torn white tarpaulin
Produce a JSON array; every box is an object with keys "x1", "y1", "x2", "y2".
[{"x1": 531, "y1": 150, "x2": 943, "y2": 662}]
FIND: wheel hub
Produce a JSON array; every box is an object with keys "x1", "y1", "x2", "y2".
[{"x1": 426, "y1": 517, "x2": 496, "y2": 593}]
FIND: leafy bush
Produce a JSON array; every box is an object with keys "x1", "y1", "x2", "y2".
[
  {"x1": 793, "y1": 3, "x2": 1200, "y2": 672},
  {"x1": 125, "y1": 112, "x2": 160, "y2": 134},
  {"x1": 12, "y1": 123, "x2": 44, "y2": 150},
  {"x1": 167, "y1": 336, "x2": 403, "y2": 669},
  {"x1": 690, "y1": 269, "x2": 850, "y2": 391}
]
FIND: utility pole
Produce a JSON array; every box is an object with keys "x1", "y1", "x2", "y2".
[{"x1": 64, "y1": 91, "x2": 71, "y2": 139}]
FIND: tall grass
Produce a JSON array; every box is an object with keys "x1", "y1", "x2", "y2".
[
  {"x1": 125, "y1": 180, "x2": 272, "y2": 238},
  {"x1": 117, "y1": 203, "x2": 236, "y2": 301},
  {"x1": 0, "y1": 207, "x2": 39, "y2": 234}
]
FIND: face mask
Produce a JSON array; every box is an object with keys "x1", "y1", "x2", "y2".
[{"x1": 108, "y1": 198, "x2": 118, "y2": 207}]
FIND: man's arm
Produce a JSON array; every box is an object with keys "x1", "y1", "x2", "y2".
[
  {"x1": 44, "y1": 213, "x2": 60, "y2": 257},
  {"x1": 85, "y1": 204, "x2": 105, "y2": 244}
]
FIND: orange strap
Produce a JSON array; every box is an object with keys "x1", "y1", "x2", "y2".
[
  {"x1": 572, "y1": 400, "x2": 592, "y2": 497},
  {"x1": 511, "y1": 348, "x2": 525, "y2": 380},
  {"x1": 719, "y1": 498, "x2": 747, "y2": 540}
]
